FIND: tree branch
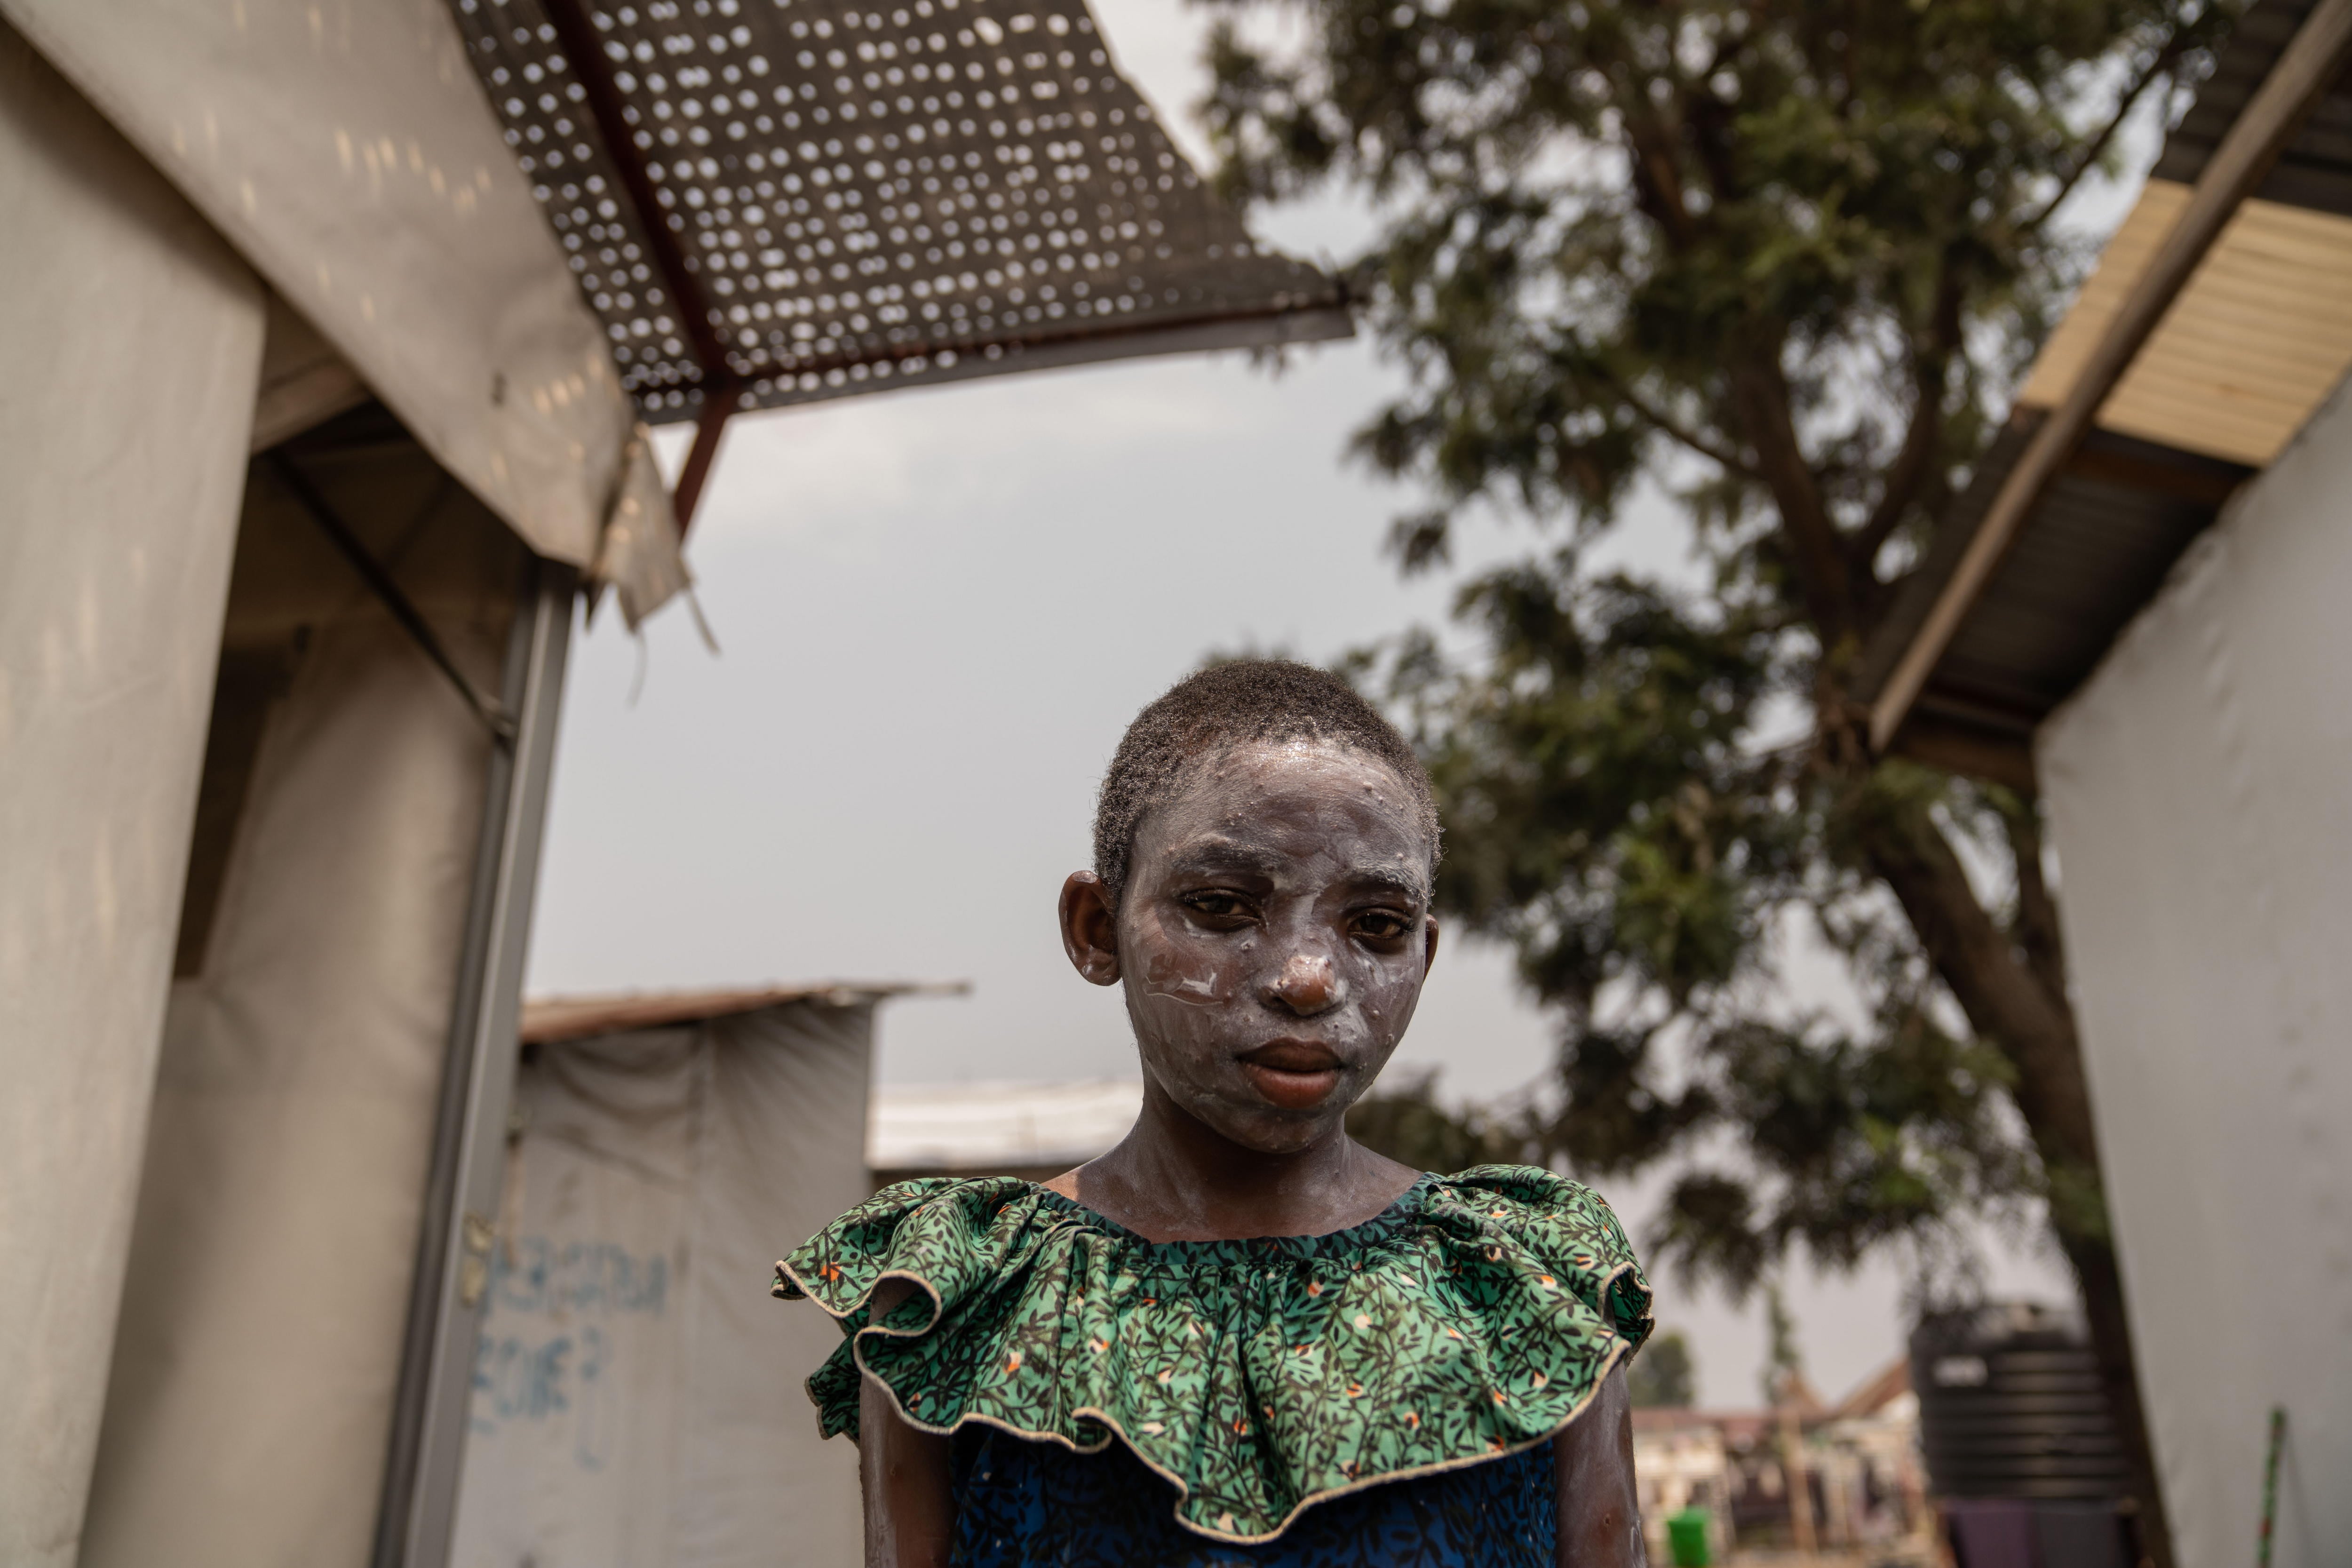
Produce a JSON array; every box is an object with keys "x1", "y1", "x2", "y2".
[
  {"x1": 1594, "y1": 37, "x2": 1700, "y2": 251},
  {"x1": 2000, "y1": 792, "x2": 2068, "y2": 1006},
  {"x1": 1851, "y1": 781, "x2": 2095, "y2": 1169},
  {"x1": 1727, "y1": 342, "x2": 1854, "y2": 642},
  {"x1": 1851, "y1": 265, "x2": 1964, "y2": 575},
  {"x1": 2021, "y1": 21, "x2": 2202, "y2": 235},
  {"x1": 1602, "y1": 371, "x2": 1764, "y2": 480},
  {"x1": 1859, "y1": 785, "x2": 2170, "y2": 1568}
]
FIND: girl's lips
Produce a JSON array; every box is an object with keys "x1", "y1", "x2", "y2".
[
  {"x1": 1238, "y1": 1042, "x2": 1346, "y2": 1110},
  {"x1": 1240, "y1": 1061, "x2": 1344, "y2": 1110}
]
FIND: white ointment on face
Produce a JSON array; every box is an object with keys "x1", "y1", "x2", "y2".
[{"x1": 1114, "y1": 740, "x2": 1436, "y2": 1155}]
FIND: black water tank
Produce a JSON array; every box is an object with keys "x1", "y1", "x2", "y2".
[{"x1": 1909, "y1": 1302, "x2": 2127, "y2": 1500}]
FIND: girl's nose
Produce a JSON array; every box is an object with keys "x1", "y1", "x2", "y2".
[{"x1": 1269, "y1": 953, "x2": 1342, "y2": 1015}]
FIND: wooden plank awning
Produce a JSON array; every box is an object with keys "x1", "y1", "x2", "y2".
[
  {"x1": 1857, "y1": 0, "x2": 2352, "y2": 780},
  {"x1": 2018, "y1": 178, "x2": 2352, "y2": 467}
]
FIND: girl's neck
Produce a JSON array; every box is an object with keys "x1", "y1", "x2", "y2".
[{"x1": 1047, "y1": 1078, "x2": 1420, "y2": 1244}]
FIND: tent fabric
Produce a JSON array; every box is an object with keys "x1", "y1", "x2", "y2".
[
  {"x1": 252, "y1": 289, "x2": 373, "y2": 453},
  {"x1": 449, "y1": 999, "x2": 872, "y2": 1568},
  {"x1": 0, "y1": 22, "x2": 264, "y2": 1565},
  {"x1": 0, "y1": 0, "x2": 689, "y2": 621},
  {"x1": 2038, "y1": 374, "x2": 2352, "y2": 1568},
  {"x1": 590, "y1": 421, "x2": 696, "y2": 629},
  {"x1": 80, "y1": 439, "x2": 529, "y2": 1568}
]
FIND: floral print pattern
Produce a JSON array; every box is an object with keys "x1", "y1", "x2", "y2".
[{"x1": 774, "y1": 1166, "x2": 1652, "y2": 1544}]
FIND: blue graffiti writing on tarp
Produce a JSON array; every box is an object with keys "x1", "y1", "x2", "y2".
[
  {"x1": 490, "y1": 1235, "x2": 668, "y2": 1316},
  {"x1": 469, "y1": 1323, "x2": 612, "y2": 1470}
]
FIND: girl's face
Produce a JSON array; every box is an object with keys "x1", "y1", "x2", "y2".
[{"x1": 1070, "y1": 739, "x2": 1439, "y2": 1155}]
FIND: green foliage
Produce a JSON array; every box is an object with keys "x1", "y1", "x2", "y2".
[
  {"x1": 1350, "y1": 575, "x2": 2035, "y2": 1297},
  {"x1": 1214, "y1": 0, "x2": 2231, "y2": 1308},
  {"x1": 1347, "y1": 1069, "x2": 1537, "y2": 1174},
  {"x1": 1628, "y1": 1329, "x2": 1697, "y2": 1409},
  {"x1": 1204, "y1": 1, "x2": 2228, "y2": 621},
  {"x1": 1761, "y1": 1283, "x2": 1803, "y2": 1406}
]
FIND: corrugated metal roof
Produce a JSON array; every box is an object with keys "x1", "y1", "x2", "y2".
[
  {"x1": 2153, "y1": 0, "x2": 2352, "y2": 217},
  {"x1": 519, "y1": 979, "x2": 965, "y2": 1042},
  {"x1": 2018, "y1": 178, "x2": 2352, "y2": 466},
  {"x1": 1855, "y1": 420, "x2": 2249, "y2": 767},
  {"x1": 1926, "y1": 432, "x2": 2244, "y2": 730}
]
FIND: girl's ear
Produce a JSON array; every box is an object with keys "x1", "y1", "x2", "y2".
[{"x1": 1059, "y1": 871, "x2": 1121, "y2": 986}]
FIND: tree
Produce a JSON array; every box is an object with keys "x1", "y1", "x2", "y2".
[
  {"x1": 1204, "y1": 3, "x2": 2234, "y2": 1560},
  {"x1": 1628, "y1": 1329, "x2": 1697, "y2": 1410},
  {"x1": 1759, "y1": 1283, "x2": 1803, "y2": 1409}
]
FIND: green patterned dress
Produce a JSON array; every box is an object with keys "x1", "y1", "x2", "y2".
[{"x1": 774, "y1": 1166, "x2": 1652, "y2": 1563}]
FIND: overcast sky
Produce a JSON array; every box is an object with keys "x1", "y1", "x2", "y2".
[{"x1": 524, "y1": 0, "x2": 2136, "y2": 1406}]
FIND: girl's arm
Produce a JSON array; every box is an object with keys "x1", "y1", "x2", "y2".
[
  {"x1": 856, "y1": 1280, "x2": 955, "y2": 1568},
  {"x1": 1554, "y1": 1366, "x2": 1645, "y2": 1567},
  {"x1": 858, "y1": 1375, "x2": 954, "y2": 1567}
]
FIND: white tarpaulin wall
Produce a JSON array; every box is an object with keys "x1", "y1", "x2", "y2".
[
  {"x1": 0, "y1": 0, "x2": 685, "y2": 613},
  {"x1": 0, "y1": 27, "x2": 265, "y2": 1564},
  {"x1": 0, "y1": 0, "x2": 687, "y2": 1553},
  {"x1": 80, "y1": 418, "x2": 531, "y2": 1568},
  {"x1": 449, "y1": 998, "x2": 873, "y2": 1568},
  {"x1": 2040, "y1": 375, "x2": 2352, "y2": 1568}
]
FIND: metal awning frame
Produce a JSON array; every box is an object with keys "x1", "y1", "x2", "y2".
[{"x1": 523, "y1": 0, "x2": 1351, "y2": 536}]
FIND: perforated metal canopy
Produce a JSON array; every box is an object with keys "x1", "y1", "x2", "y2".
[{"x1": 447, "y1": 0, "x2": 1349, "y2": 431}]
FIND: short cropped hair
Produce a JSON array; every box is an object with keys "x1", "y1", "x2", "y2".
[{"x1": 1091, "y1": 659, "x2": 1440, "y2": 909}]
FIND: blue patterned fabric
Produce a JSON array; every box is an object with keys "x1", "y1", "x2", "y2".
[{"x1": 948, "y1": 1425, "x2": 1559, "y2": 1567}]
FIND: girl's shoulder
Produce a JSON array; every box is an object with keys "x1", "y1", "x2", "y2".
[{"x1": 773, "y1": 1167, "x2": 1653, "y2": 1545}]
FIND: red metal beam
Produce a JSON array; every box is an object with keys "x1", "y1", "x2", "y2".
[
  {"x1": 722, "y1": 298, "x2": 1349, "y2": 391},
  {"x1": 537, "y1": 0, "x2": 739, "y2": 533},
  {"x1": 538, "y1": 0, "x2": 732, "y2": 384},
  {"x1": 669, "y1": 388, "x2": 735, "y2": 538}
]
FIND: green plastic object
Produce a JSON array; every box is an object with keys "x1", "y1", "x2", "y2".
[{"x1": 1665, "y1": 1508, "x2": 1712, "y2": 1568}]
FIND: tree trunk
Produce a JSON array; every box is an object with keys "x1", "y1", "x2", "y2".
[
  {"x1": 2058, "y1": 1227, "x2": 2171, "y2": 1568},
  {"x1": 1852, "y1": 782, "x2": 2176, "y2": 1568}
]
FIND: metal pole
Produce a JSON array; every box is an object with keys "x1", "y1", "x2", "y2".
[{"x1": 372, "y1": 554, "x2": 577, "y2": 1568}]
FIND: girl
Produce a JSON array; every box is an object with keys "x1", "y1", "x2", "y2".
[{"x1": 778, "y1": 661, "x2": 1652, "y2": 1566}]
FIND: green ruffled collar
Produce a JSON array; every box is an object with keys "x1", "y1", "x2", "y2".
[
  {"x1": 775, "y1": 1165, "x2": 1651, "y2": 1544},
  {"x1": 1029, "y1": 1171, "x2": 1435, "y2": 1266}
]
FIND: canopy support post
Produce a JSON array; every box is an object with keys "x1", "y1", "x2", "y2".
[
  {"x1": 671, "y1": 387, "x2": 735, "y2": 537},
  {"x1": 265, "y1": 454, "x2": 518, "y2": 743},
  {"x1": 372, "y1": 555, "x2": 577, "y2": 1568}
]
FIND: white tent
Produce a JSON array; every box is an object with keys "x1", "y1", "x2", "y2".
[
  {"x1": 2, "y1": 14, "x2": 675, "y2": 1565},
  {"x1": 2038, "y1": 377, "x2": 2352, "y2": 1568},
  {"x1": 0, "y1": 1, "x2": 1346, "y2": 1565},
  {"x1": 450, "y1": 984, "x2": 938, "y2": 1568}
]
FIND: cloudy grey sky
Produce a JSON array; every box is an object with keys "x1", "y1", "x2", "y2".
[{"x1": 528, "y1": 0, "x2": 2108, "y2": 1405}]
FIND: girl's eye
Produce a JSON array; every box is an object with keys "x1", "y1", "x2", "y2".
[
  {"x1": 1354, "y1": 912, "x2": 1410, "y2": 941},
  {"x1": 1184, "y1": 892, "x2": 1250, "y2": 919}
]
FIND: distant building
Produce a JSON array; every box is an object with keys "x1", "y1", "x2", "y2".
[
  {"x1": 1631, "y1": 1410, "x2": 1741, "y2": 1561},
  {"x1": 869, "y1": 1078, "x2": 1146, "y2": 1186},
  {"x1": 1632, "y1": 1359, "x2": 1931, "y2": 1561},
  {"x1": 455, "y1": 982, "x2": 957, "y2": 1568}
]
